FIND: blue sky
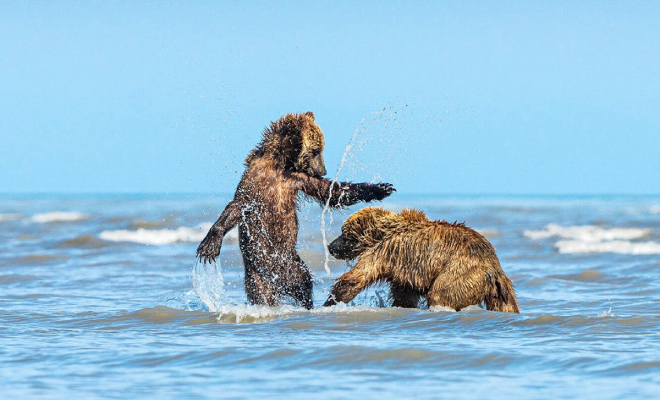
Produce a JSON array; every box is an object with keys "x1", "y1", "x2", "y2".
[{"x1": 1, "y1": 1, "x2": 659, "y2": 194}]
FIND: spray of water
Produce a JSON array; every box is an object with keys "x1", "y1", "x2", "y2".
[
  {"x1": 320, "y1": 106, "x2": 409, "y2": 279},
  {"x1": 320, "y1": 119, "x2": 365, "y2": 278},
  {"x1": 192, "y1": 260, "x2": 229, "y2": 312}
]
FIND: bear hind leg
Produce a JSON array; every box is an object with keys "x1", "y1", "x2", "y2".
[
  {"x1": 484, "y1": 273, "x2": 520, "y2": 313},
  {"x1": 245, "y1": 269, "x2": 279, "y2": 307},
  {"x1": 389, "y1": 283, "x2": 421, "y2": 308},
  {"x1": 282, "y1": 257, "x2": 314, "y2": 310},
  {"x1": 426, "y1": 278, "x2": 465, "y2": 311}
]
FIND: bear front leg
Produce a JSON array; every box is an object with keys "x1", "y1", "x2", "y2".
[
  {"x1": 300, "y1": 176, "x2": 395, "y2": 208},
  {"x1": 324, "y1": 279, "x2": 360, "y2": 306},
  {"x1": 197, "y1": 200, "x2": 242, "y2": 264},
  {"x1": 323, "y1": 255, "x2": 381, "y2": 306},
  {"x1": 337, "y1": 182, "x2": 396, "y2": 206}
]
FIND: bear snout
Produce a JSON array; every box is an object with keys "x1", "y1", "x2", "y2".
[
  {"x1": 328, "y1": 235, "x2": 354, "y2": 260},
  {"x1": 308, "y1": 157, "x2": 327, "y2": 177}
]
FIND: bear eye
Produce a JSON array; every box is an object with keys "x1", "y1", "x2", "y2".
[{"x1": 311, "y1": 149, "x2": 321, "y2": 157}]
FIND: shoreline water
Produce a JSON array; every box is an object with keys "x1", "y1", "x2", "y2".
[{"x1": 1, "y1": 194, "x2": 659, "y2": 399}]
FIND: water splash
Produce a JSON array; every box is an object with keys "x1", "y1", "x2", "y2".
[
  {"x1": 320, "y1": 119, "x2": 365, "y2": 278},
  {"x1": 599, "y1": 299, "x2": 616, "y2": 317},
  {"x1": 192, "y1": 260, "x2": 229, "y2": 312},
  {"x1": 599, "y1": 307, "x2": 616, "y2": 317},
  {"x1": 320, "y1": 106, "x2": 409, "y2": 279}
]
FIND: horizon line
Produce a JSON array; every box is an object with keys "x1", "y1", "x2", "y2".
[{"x1": 1, "y1": 191, "x2": 660, "y2": 198}]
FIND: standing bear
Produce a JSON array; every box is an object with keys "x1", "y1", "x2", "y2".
[
  {"x1": 197, "y1": 112, "x2": 394, "y2": 309},
  {"x1": 323, "y1": 207, "x2": 519, "y2": 313}
]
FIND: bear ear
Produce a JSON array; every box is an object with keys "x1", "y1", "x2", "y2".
[{"x1": 304, "y1": 111, "x2": 315, "y2": 120}]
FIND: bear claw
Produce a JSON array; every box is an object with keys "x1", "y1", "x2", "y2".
[
  {"x1": 197, "y1": 235, "x2": 222, "y2": 264},
  {"x1": 374, "y1": 182, "x2": 395, "y2": 200}
]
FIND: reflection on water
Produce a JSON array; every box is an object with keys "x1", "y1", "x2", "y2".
[{"x1": 1, "y1": 195, "x2": 660, "y2": 399}]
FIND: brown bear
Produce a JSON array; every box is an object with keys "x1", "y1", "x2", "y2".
[
  {"x1": 323, "y1": 207, "x2": 519, "y2": 313},
  {"x1": 197, "y1": 112, "x2": 394, "y2": 309}
]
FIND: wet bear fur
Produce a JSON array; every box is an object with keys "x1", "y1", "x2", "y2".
[
  {"x1": 324, "y1": 207, "x2": 519, "y2": 313},
  {"x1": 197, "y1": 112, "x2": 394, "y2": 309}
]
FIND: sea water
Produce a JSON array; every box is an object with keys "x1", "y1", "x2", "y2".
[{"x1": 1, "y1": 194, "x2": 660, "y2": 399}]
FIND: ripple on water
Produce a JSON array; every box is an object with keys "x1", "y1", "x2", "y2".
[
  {"x1": 13, "y1": 254, "x2": 68, "y2": 265},
  {"x1": 49, "y1": 307, "x2": 219, "y2": 331},
  {"x1": 550, "y1": 269, "x2": 605, "y2": 282},
  {"x1": 120, "y1": 307, "x2": 219, "y2": 327},
  {"x1": 605, "y1": 361, "x2": 660, "y2": 375},
  {"x1": 0, "y1": 213, "x2": 23, "y2": 222},
  {"x1": 57, "y1": 234, "x2": 110, "y2": 249},
  {"x1": 129, "y1": 219, "x2": 175, "y2": 230},
  {"x1": 295, "y1": 346, "x2": 519, "y2": 371},
  {"x1": 0, "y1": 274, "x2": 41, "y2": 284}
]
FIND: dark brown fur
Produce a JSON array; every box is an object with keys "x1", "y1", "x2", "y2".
[
  {"x1": 197, "y1": 112, "x2": 394, "y2": 309},
  {"x1": 324, "y1": 207, "x2": 520, "y2": 313}
]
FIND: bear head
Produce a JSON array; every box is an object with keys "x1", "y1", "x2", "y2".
[
  {"x1": 246, "y1": 111, "x2": 327, "y2": 177},
  {"x1": 328, "y1": 207, "x2": 429, "y2": 260}
]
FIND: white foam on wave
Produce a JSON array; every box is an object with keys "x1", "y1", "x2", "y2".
[
  {"x1": 525, "y1": 223, "x2": 660, "y2": 254},
  {"x1": 100, "y1": 223, "x2": 239, "y2": 245},
  {"x1": 310, "y1": 303, "x2": 400, "y2": 315},
  {"x1": 555, "y1": 240, "x2": 660, "y2": 255},
  {"x1": 32, "y1": 212, "x2": 88, "y2": 223},
  {"x1": 429, "y1": 305, "x2": 458, "y2": 313},
  {"x1": 650, "y1": 206, "x2": 660, "y2": 214},
  {"x1": 214, "y1": 304, "x2": 300, "y2": 323},
  {"x1": 212, "y1": 303, "x2": 400, "y2": 323},
  {"x1": 524, "y1": 223, "x2": 650, "y2": 242}
]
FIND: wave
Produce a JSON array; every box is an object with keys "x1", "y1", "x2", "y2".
[
  {"x1": 99, "y1": 224, "x2": 238, "y2": 245},
  {"x1": 58, "y1": 234, "x2": 109, "y2": 249},
  {"x1": 0, "y1": 213, "x2": 22, "y2": 222},
  {"x1": 524, "y1": 223, "x2": 660, "y2": 254},
  {"x1": 32, "y1": 212, "x2": 88, "y2": 223},
  {"x1": 100, "y1": 223, "x2": 210, "y2": 245},
  {"x1": 130, "y1": 219, "x2": 174, "y2": 229},
  {"x1": 524, "y1": 224, "x2": 650, "y2": 242},
  {"x1": 15, "y1": 254, "x2": 68, "y2": 264},
  {"x1": 555, "y1": 239, "x2": 660, "y2": 255},
  {"x1": 213, "y1": 303, "x2": 416, "y2": 324},
  {"x1": 650, "y1": 206, "x2": 660, "y2": 214}
]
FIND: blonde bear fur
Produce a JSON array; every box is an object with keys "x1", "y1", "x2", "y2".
[{"x1": 324, "y1": 207, "x2": 520, "y2": 313}]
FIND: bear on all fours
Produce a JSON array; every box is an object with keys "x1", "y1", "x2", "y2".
[{"x1": 324, "y1": 207, "x2": 519, "y2": 313}]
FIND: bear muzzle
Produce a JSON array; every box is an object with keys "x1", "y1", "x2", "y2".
[{"x1": 328, "y1": 235, "x2": 355, "y2": 260}]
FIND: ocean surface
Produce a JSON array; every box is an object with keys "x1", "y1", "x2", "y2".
[{"x1": 1, "y1": 194, "x2": 659, "y2": 399}]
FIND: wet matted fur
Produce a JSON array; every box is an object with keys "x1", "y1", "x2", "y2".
[
  {"x1": 324, "y1": 207, "x2": 519, "y2": 313},
  {"x1": 197, "y1": 112, "x2": 394, "y2": 309}
]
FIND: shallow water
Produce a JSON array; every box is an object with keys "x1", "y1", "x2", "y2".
[{"x1": 1, "y1": 194, "x2": 659, "y2": 399}]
